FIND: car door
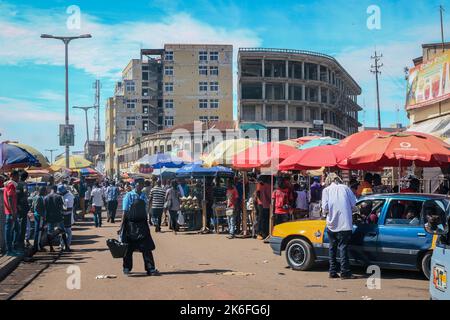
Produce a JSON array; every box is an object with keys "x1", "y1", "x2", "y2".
[
  {"x1": 377, "y1": 198, "x2": 433, "y2": 269},
  {"x1": 348, "y1": 198, "x2": 387, "y2": 265}
]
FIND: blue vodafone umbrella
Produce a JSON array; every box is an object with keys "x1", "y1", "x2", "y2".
[
  {"x1": 136, "y1": 153, "x2": 188, "y2": 169},
  {"x1": 0, "y1": 142, "x2": 40, "y2": 170},
  {"x1": 298, "y1": 138, "x2": 340, "y2": 150},
  {"x1": 176, "y1": 162, "x2": 234, "y2": 178}
]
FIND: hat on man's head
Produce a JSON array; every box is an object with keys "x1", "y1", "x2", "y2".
[{"x1": 325, "y1": 173, "x2": 343, "y2": 186}]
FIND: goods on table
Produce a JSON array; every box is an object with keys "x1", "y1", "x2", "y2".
[{"x1": 180, "y1": 195, "x2": 200, "y2": 211}]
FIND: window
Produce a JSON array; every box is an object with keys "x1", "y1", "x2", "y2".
[
  {"x1": 210, "y1": 51, "x2": 219, "y2": 61},
  {"x1": 164, "y1": 116, "x2": 174, "y2": 127},
  {"x1": 126, "y1": 117, "x2": 136, "y2": 127},
  {"x1": 385, "y1": 200, "x2": 424, "y2": 226},
  {"x1": 164, "y1": 82, "x2": 173, "y2": 92},
  {"x1": 143, "y1": 106, "x2": 149, "y2": 114},
  {"x1": 125, "y1": 81, "x2": 135, "y2": 92},
  {"x1": 142, "y1": 72, "x2": 149, "y2": 81},
  {"x1": 266, "y1": 105, "x2": 286, "y2": 121},
  {"x1": 199, "y1": 66, "x2": 208, "y2": 76},
  {"x1": 210, "y1": 116, "x2": 219, "y2": 121},
  {"x1": 165, "y1": 99, "x2": 174, "y2": 109},
  {"x1": 210, "y1": 99, "x2": 219, "y2": 108},
  {"x1": 242, "y1": 105, "x2": 256, "y2": 121},
  {"x1": 210, "y1": 82, "x2": 219, "y2": 91},
  {"x1": 199, "y1": 99, "x2": 208, "y2": 109},
  {"x1": 164, "y1": 66, "x2": 174, "y2": 76},
  {"x1": 126, "y1": 99, "x2": 136, "y2": 109},
  {"x1": 242, "y1": 83, "x2": 262, "y2": 99},
  {"x1": 199, "y1": 116, "x2": 209, "y2": 123},
  {"x1": 143, "y1": 121, "x2": 149, "y2": 132},
  {"x1": 142, "y1": 88, "x2": 149, "y2": 96},
  {"x1": 210, "y1": 66, "x2": 219, "y2": 76},
  {"x1": 355, "y1": 199, "x2": 386, "y2": 225},
  {"x1": 165, "y1": 51, "x2": 173, "y2": 61},
  {"x1": 199, "y1": 82, "x2": 208, "y2": 92},
  {"x1": 199, "y1": 51, "x2": 208, "y2": 61}
]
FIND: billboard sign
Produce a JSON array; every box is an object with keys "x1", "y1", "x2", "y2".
[
  {"x1": 406, "y1": 52, "x2": 450, "y2": 110},
  {"x1": 59, "y1": 124, "x2": 75, "y2": 146}
]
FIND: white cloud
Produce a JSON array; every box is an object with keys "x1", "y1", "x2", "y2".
[{"x1": 0, "y1": 3, "x2": 261, "y2": 80}]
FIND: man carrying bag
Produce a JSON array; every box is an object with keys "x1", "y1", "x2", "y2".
[{"x1": 120, "y1": 181, "x2": 158, "y2": 276}]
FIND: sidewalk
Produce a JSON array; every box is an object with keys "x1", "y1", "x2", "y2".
[{"x1": 0, "y1": 254, "x2": 23, "y2": 283}]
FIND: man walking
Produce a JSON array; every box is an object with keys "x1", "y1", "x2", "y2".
[
  {"x1": 44, "y1": 185, "x2": 69, "y2": 252},
  {"x1": 149, "y1": 179, "x2": 166, "y2": 232},
  {"x1": 59, "y1": 185, "x2": 74, "y2": 252},
  {"x1": 3, "y1": 170, "x2": 20, "y2": 256},
  {"x1": 91, "y1": 183, "x2": 104, "y2": 228},
  {"x1": 120, "y1": 181, "x2": 158, "y2": 276},
  {"x1": 321, "y1": 173, "x2": 357, "y2": 280},
  {"x1": 14, "y1": 171, "x2": 30, "y2": 252},
  {"x1": 106, "y1": 181, "x2": 120, "y2": 223}
]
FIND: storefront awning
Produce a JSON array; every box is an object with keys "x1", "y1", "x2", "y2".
[
  {"x1": 407, "y1": 114, "x2": 450, "y2": 143},
  {"x1": 239, "y1": 123, "x2": 267, "y2": 131}
]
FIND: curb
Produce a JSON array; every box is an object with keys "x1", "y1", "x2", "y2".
[{"x1": 0, "y1": 255, "x2": 23, "y2": 282}]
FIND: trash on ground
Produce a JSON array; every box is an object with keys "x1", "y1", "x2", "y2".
[
  {"x1": 362, "y1": 296, "x2": 373, "y2": 300},
  {"x1": 218, "y1": 271, "x2": 255, "y2": 276},
  {"x1": 263, "y1": 260, "x2": 269, "y2": 264},
  {"x1": 95, "y1": 275, "x2": 117, "y2": 279},
  {"x1": 336, "y1": 289, "x2": 347, "y2": 293}
]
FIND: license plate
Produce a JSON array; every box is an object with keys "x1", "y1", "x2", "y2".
[{"x1": 433, "y1": 265, "x2": 447, "y2": 292}]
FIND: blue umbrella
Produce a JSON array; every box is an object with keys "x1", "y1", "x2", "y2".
[
  {"x1": 0, "y1": 142, "x2": 40, "y2": 170},
  {"x1": 298, "y1": 138, "x2": 340, "y2": 150},
  {"x1": 176, "y1": 162, "x2": 234, "y2": 178},
  {"x1": 136, "y1": 153, "x2": 188, "y2": 169}
]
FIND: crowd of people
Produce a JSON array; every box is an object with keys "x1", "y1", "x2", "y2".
[{"x1": 1, "y1": 168, "x2": 449, "y2": 278}]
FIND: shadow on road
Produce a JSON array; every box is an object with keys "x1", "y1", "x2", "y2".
[{"x1": 157, "y1": 269, "x2": 233, "y2": 276}]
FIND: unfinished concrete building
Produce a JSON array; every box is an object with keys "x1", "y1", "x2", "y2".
[{"x1": 238, "y1": 48, "x2": 362, "y2": 140}]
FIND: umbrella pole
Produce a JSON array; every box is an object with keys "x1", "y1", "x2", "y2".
[
  {"x1": 200, "y1": 176, "x2": 209, "y2": 234},
  {"x1": 241, "y1": 171, "x2": 249, "y2": 237},
  {"x1": 269, "y1": 174, "x2": 274, "y2": 238}
]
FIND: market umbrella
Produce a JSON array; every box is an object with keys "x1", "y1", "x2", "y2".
[
  {"x1": 53, "y1": 155, "x2": 92, "y2": 170},
  {"x1": 135, "y1": 153, "x2": 188, "y2": 169},
  {"x1": 279, "y1": 139, "x2": 301, "y2": 148},
  {"x1": 232, "y1": 142, "x2": 298, "y2": 170},
  {"x1": 295, "y1": 135, "x2": 323, "y2": 145},
  {"x1": 0, "y1": 142, "x2": 40, "y2": 170},
  {"x1": 279, "y1": 145, "x2": 346, "y2": 171},
  {"x1": 203, "y1": 138, "x2": 261, "y2": 167},
  {"x1": 345, "y1": 132, "x2": 450, "y2": 168},
  {"x1": 79, "y1": 167, "x2": 103, "y2": 176},
  {"x1": 176, "y1": 162, "x2": 234, "y2": 178},
  {"x1": 9, "y1": 143, "x2": 49, "y2": 169},
  {"x1": 299, "y1": 137, "x2": 340, "y2": 150},
  {"x1": 338, "y1": 130, "x2": 391, "y2": 150}
]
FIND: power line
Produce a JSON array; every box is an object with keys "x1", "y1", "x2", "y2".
[{"x1": 371, "y1": 50, "x2": 383, "y2": 130}]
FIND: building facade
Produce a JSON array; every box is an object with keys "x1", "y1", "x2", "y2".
[
  {"x1": 105, "y1": 44, "x2": 233, "y2": 178},
  {"x1": 238, "y1": 48, "x2": 362, "y2": 140}
]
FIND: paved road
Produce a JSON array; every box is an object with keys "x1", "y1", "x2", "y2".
[{"x1": 13, "y1": 216, "x2": 429, "y2": 300}]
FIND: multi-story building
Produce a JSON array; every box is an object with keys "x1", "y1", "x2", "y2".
[
  {"x1": 105, "y1": 44, "x2": 233, "y2": 178},
  {"x1": 238, "y1": 48, "x2": 362, "y2": 140}
]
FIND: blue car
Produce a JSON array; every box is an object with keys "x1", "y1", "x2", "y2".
[{"x1": 271, "y1": 193, "x2": 448, "y2": 279}]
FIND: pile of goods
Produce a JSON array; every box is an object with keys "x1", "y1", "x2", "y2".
[{"x1": 180, "y1": 195, "x2": 200, "y2": 211}]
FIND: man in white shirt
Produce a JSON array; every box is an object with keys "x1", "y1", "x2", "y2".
[
  {"x1": 91, "y1": 183, "x2": 104, "y2": 228},
  {"x1": 322, "y1": 173, "x2": 357, "y2": 280},
  {"x1": 58, "y1": 184, "x2": 74, "y2": 251}
]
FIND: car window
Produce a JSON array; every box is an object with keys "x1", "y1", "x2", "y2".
[
  {"x1": 385, "y1": 199, "x2": 424, "y2": 226},
  {"x1": 356, "y1": 199, "x2": 385, "y2": 224}
]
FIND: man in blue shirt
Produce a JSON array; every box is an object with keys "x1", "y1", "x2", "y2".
[
  {"x1": 322, "y1": 173, "x2": 357, "y2": 280},
  {"x1": 106, "y1": 181, "x2": 120, "y2": 223}
]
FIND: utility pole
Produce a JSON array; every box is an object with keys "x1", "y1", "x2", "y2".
[
  {"x1": 45, "y1": 149, "x2": 58, "y2": 164},
  {"x1": 41, "y1": 34, "x2": 92, "y2": 168},
  {"x1": 93, "y1": 80, "x2": 101, "y2": 141},
  {"x1": 73, "y1": 106, "x2": 95, "y2": 145},
  {"x1": 440, "y1": 5, "x2": 446, "y2": 52},
  {"x1": 371, "y1": 50, "x2": 383, "y2": 130}
]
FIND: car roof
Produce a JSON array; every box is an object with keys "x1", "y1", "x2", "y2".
[{"x1": 360, "y1": 193, "x2": 449, "y2": 201}]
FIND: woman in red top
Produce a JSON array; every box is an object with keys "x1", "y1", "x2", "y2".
[{"x1": 272, "y1": 179, "x2": 292, "y2": 226}]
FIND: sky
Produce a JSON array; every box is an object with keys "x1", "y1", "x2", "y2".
[{"x1": 0, "y1": 0, "x2": 448, "y2": 158}]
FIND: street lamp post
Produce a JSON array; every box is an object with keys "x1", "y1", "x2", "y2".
[
  {"x1": 41, "y1": 34, "x2": 92, "y2": 169},
  {"x1": 73, "y1": 106, "x2": 95, "y2": 145},
  {"x1": 45, "y1": 149, "x2": 58, "y2": 164}
]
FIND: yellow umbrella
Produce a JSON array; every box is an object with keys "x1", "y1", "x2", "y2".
[
  {"x1": 9, "y1": 143, "x2": 50, "y2": 169},
  {"x1": 53, "y1": 155, "x2": 92, "y2": 170},
  {"x1": 279, "y1": 139, "x2": 301, "y2": 148},
  {"x1": 203, "y1": 138, "x2": 261, "y2": 167}
]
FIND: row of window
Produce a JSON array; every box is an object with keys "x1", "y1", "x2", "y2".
[
  {"x1": 198, "y1": 99, "x2": 219, "y2": 109},
  {"x1": 164, "y1": 51, "x2": 220, "y2": 62},
  {"x1": 163, "y1": 66, "x2": 220, "y2": 76},
  {"x1": 164, "y1": 82, "x2": 220, "y2": 92},
  {"x1": 126, "y1": 99, "x2": 220, "y2": 110}
]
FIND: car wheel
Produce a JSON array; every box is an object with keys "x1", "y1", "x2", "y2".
[
  {"x1": 285, "y1": 238, "x2": 315, "y2": 271},
  {"x1": 421, "y1": 251, "x2": 432, "y2": 280}
]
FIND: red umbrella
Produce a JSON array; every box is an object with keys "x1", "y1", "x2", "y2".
[
  {"x1": 232, "y1": 142, "x2": 298, "y2": 169},
  {"x1": 279, "y1": 145, "x2": 344, "y2": 171},
  {"x1": 345, "y1": 132, "x2": 450, "y2": 168},
  {"x1": 295, "y1": 135, "x2": 323, "y2": 145},
  {"x1": 338, "y1": 130, "x2": 390, "y2": 150}
]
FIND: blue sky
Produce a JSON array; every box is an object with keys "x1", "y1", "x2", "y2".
[{"x1": 0, "y1": 0, "x2": 448, "y2": 157}]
